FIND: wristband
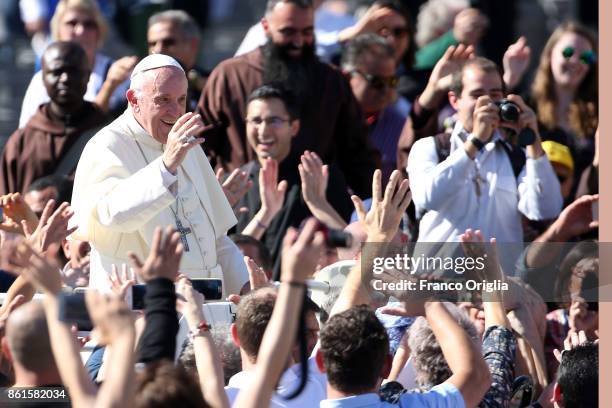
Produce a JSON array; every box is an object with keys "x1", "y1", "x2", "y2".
[
  {"x1": 255, "y1": 218, "x2": 269, "y2": 230},
  {"x1": 188, "y1": 321, "x2": 211, "y2": 341},
  {"x1": 468, "y1": 135, "x2": 485, "y2": 151},
  {"x1": 282, "y1": 281, "x2": 307, "y2": 288}
]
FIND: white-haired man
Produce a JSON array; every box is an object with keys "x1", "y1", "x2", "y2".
[{"x1": 70, "y1": 54, "x2": 248, "y2": 296}]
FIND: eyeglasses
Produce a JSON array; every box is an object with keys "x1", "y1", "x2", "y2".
[
  {"x1": 246, "y1": 116, "x2": 290, "y2": 128},
  {"x1": 352, "y1": 70, "x2": 399, "y2": 90},
  {"x1": 561, "y1": 46, "x2": 597, "y2": 66}
]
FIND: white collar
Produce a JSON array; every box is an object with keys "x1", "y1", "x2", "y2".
[{"x1": 122, "y1": 109, "x2": 164, "y2": 151}]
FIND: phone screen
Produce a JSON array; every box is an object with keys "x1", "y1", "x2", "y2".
[{"x1": 191, "y1": 279, "x2": 223, "y2": 300}]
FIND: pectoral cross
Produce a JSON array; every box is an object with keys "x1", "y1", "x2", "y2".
[
  {"x1": 175, "y1": 218, "x2": 192, "y2": 252},
  {"x1": 473, "y1": 172, "x2": 485, "y2": 197}
]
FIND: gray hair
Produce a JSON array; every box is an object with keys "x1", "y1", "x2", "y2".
[
  {"x1": 178, "y1": 323, "x2": 241, "y2": 385},
  {"x1": 407, "y1": 302, "x2": 481, "y2": 388},
  {"x1": 341, "y1": 33, "x2": 396, "y2": 72},
  {"x1": 148, "y1": 9, "x2": 201, "y2": 42},
  {"x1": 415, "y1": 0, "x2": 468, "y2": 47}
]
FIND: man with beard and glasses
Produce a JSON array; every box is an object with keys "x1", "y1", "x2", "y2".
[{"x1": 197, "y1": 0, "x2": 379, "y2": 198}]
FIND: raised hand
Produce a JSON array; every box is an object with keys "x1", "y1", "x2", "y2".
[
  {"x1": 85, "y1": 290, "x2": 134, "y2": 346},
  {"x1": 503, "y1": 36, "x2": 531, "y2": 90},
  {"x1": 162, "y1": 112, "x2": 209, "y2": 174},
  {"x1": 280, "y1": 218, "x2": 326, "y2": 284},
  {"x1": 105, "y1": 56, "x2": 138, "y2": 88},
  {"x1": 0, "y1": 193, "x2": 39, "y2": 235},
  {"x1": 259, "y1": 158, "x2": 287, "y2": 221},
  {"x1": 299, "y1": 150, "x2": 328, "y2": 206},
  {"x1": 23, "y1": 200, "x2": 77, "y2": 253},
  {"x1": 7, "y1": 241, "x2": 63, "y2": 295},
  {"x1": 175, "y1": 276, "x2": 206, "y2": 328},
  {"x1": 549, "y1": 194, "x2": 599, "y2": 241},
  {"x1": 128, "y1": 226, "x2": 183, "y2": 283},
  {"x1": 245, "y1": 256, "x2": 270, "y2": 290},
  {"x1": 216, "y1": 167, "x2": 253, "y2": 208},
  {"x1": 459, "y1": 229, "x2": 503, "y2": 281},
  {"x1": 431, "y1": 44, "x2": 475, "y2": 92},
  {"x1": 352, "y1": 170, "x2": 411, "y2": 242},
  {"x1": 109, "y1": 263, "x2": 136, "y2": 300}
]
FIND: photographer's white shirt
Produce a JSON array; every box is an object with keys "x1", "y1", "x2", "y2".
[
  {"x1": 226, "y1": 357, "x2": 327, "y2": 407},
  {"x1": 407, "y1": 121, "x2": 562, "y2": 245}
]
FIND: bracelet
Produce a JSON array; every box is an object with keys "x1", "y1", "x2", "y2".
[
  {"x1": 188, "y1": 321, "x2": 211, "y2": 341},
  {"x1": 255, "y1": 218, "x2": 269, "y2": 230},
  {"x1": 281, "y1": 281, "x2": 307, "y2": 288}
]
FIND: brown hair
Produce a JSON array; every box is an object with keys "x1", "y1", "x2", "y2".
[
  {"x1": 134, "y1": 360, "x2": 208, "y2": 408},
  {"x1": 235, "y1": 287, "x2": 277, "y2": 359},
  {"x1": 531, "y1": 21, "x2": 598, "y2": 139},
  {"x1": 449, "y1": 57, "x2": 503, "y2": 96}
]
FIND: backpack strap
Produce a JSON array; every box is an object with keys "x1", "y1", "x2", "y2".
[
  {"x1": 497, "y1": 140, "x2": 526, "y2": 179},
  {"x1": 433, "y1": 132, "x2": 452, "y2": 163}
]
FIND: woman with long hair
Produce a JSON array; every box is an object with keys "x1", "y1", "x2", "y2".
[{"x1": 531, "y1": 22, "x2": 598, "y2": 197}]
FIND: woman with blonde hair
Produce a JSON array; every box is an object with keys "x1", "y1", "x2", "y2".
[
  {"x1": 18, "y1": 0, "x2": 137, "y2": 127},
  {"x1": 531, "y1": 21, "x2": 597, "y2": 197}
]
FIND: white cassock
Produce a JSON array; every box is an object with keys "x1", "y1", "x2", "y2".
[{"x1": 70, "y1": 109, "x2": 248, "y2": 296}]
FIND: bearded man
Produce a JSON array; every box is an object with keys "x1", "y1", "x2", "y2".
[
  {"x1": 70, "y1": 54, "x2": 248, "y2": 296},
  {"x1": 197, "y1": 0, "x2": 378, "y2": 198}
]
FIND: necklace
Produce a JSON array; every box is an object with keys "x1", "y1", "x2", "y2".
[{"x1": 133, "y1": 140, "x2": 192, "y2": 252}]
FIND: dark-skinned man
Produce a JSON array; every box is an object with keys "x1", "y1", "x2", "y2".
[
  {"x1": 1, "y1": 41, "x2": 107, "y2": 195},
  {"x1": 197, "y1": 0, "x2": 379, "y2": 198}
]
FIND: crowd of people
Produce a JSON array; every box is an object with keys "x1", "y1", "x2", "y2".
[{"x1": 0, "y1": 0, "x2": 599, "y2": 407}]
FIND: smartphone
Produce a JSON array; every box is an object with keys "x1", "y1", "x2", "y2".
[
  {"x1": 132, "y1": 284, "x2": 147, "y2": 310},
  {"x1": 592, "y1": 201, "x2": 598, "y2": 222},
  {"x1": 0, "y1": 205, "x2": 3, "y2": 221},
  {"x1": 58, "y1": 292, "x2": 93, "y2": 331},
  {"x1": 191, "y1": 279, "x2": 222, "y2": 300}
]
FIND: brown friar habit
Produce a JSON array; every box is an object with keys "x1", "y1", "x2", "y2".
[
  {"x1": 0, "y1": 102, "x2": 107, "y2": 195},
  {"x1": 197, "y1": 47, "x2": 380, "y2": 198}
]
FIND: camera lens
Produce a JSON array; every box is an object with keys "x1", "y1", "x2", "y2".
[{"x1": 499, "y1": 101, "x2": 520, "y2": 122}]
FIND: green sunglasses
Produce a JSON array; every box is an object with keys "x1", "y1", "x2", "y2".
[{"x1": 562, "y1": 46, "x2": 597, "y2": 66}]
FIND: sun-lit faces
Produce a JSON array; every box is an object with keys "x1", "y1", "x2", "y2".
[
  {"x1": 449, "y1": 66, "x2": 504, "y2": 132},
  {"x1": 349, "y1": 53, "x2": 397, "y2": 115},
  {"x1": 550, "y1": 32, "x2": 594, "y2": 89},
  {"x1": 147, "y1": 21, "x2": 197, "y2": 70},
  {"x1": 262, "y1": 2, "x2": 315, "y2": 58},
  {"x1": 246, "y1": 97, "x2": 299, "y2": 163},
  {"x1": 58, "y1": 9, "x2": 99, "y2": 55},
  {"x1": 128, "y1": 67, "x2": 188, "y2": 144}
]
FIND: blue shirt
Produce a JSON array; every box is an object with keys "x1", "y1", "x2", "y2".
[{"x1": 320, "y1": 383, "x2": 465, "y2": 408}]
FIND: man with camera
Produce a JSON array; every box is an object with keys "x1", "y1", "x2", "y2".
[{"x1": 407, "y1": 57, "x2": 562, "y2": 244}]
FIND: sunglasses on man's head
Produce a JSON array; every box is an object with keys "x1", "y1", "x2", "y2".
[
  {"x1": 561, "y1": 46, "x2": 597, "y2": 65},
  {"x1": 352, "y1": 70, "x2": 399, "y2": 90}
]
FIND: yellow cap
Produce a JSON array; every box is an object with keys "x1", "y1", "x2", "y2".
[{"x1": 542, "y1": 140, "x2": 574, "y2": 171}]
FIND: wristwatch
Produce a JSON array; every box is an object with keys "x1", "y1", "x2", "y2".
[{"x1": 468, "y1": 135, "x2": 486, "y2": 151}]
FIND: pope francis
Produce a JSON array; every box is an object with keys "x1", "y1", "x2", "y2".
[{"x1": 70, "y1": 54, "x2": 248, "y2": 296}]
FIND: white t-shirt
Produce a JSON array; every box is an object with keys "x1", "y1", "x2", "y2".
[
  {"x1": 319, "y1": 383, "x2": 465, "y2": 408},
  {"x1": 226, "y1": 357, "x2": 327, "y2": 408}
]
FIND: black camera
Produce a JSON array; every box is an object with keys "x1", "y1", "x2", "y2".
[
  {"x1": 494, "y1": 99, "x2": 520, "y2": 123},
  {"x1": 494, "y1": 99, "x2": 535, "y2": 147}
]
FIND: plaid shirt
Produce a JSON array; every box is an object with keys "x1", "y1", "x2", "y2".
[{"x1": 480, "y1": 325, "x2": 517, "y2": 408}]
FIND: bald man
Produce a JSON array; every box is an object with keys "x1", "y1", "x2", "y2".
[
  {"x1": 2, "y1": 302, "x2": 63, "y2": 388},
  {"x1": 0, "y1": 41, "x2": 107, "y2": 195},
  {"x1": 70, "y1": 54, "x2": 248, "y2": 296}
]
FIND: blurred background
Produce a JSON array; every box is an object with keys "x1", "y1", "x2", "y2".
[{"x1": 0, "y1": 0, "x2": 597, "y2": 151}]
